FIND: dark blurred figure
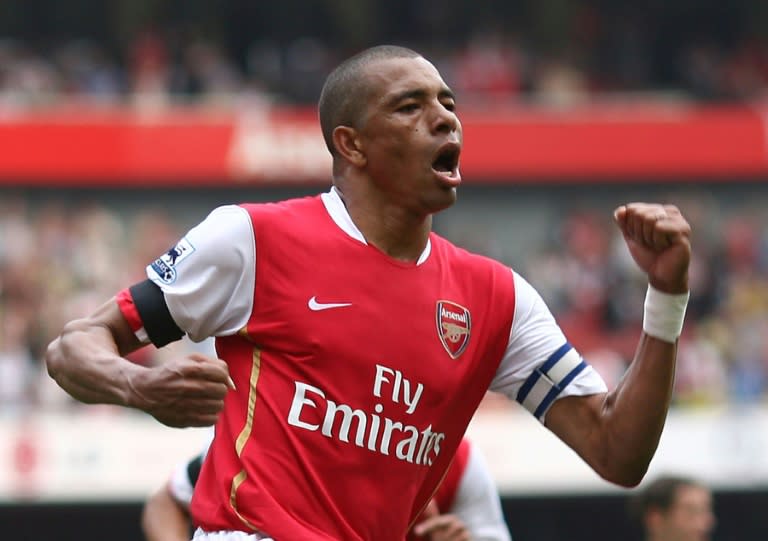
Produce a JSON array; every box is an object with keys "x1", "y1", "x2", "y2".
[{"x1": 629, "y1": 475, "x2": 715, "y2": 541}]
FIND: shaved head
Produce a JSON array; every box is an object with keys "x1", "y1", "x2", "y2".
[{"x1": 318, "y1": 45, "x2": 422, "y2": 156}]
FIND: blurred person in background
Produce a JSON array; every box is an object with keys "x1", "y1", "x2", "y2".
[
  {"x1": 629, "y1": 475, "x2": 715, "y2": 541},
  {"x1": 142, "y1": 437, "x2": 512, "y2": 541},
  {"x1": 46, "y1": 44, "x2": 692, "y2": 540},
  {"x1": 407, "y1": 437, "x2": 512, "y2": 541}
]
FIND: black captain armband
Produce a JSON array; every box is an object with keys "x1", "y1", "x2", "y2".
[{"x1": 129, "y1": 279, "x2": 185, "y2": 347}]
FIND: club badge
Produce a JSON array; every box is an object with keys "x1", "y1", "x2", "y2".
[{"x1": 436, "y1": 301, "x2": 471, "y2": 359}]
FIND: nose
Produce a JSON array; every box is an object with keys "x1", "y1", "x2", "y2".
[{"x1": 432, "y1": 103, "x2": 459, "y2": 135}]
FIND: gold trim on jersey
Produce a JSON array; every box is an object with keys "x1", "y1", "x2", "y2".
[
  {"x1": 229, "y1": 346, "x2": 262, "y2": 529},
  {"x1": 230, "y1": 470, "x2": 259, "y2": 529},
  {"x1": 237, "y1": 326, "x2": 257, "y2": 343},
  {"x1": 235, "y1": 347, "x2": 261, "y2": 454}
]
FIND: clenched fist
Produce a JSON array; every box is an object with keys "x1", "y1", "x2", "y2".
[
  {"x1": 614, "y1": 203, "x2": 691, "y2": 294},
  {"x1": 127, "y1": 353, "x2": 235, "y2": 428}
]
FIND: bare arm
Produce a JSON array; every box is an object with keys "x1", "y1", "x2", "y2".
[
  {"x1": 141, "y1": 485, "x2": 192, "y2": 541},
  {"x1": 45, "y1": 299, "x2": 145, "y2": 405},
  {"x1": 45, "y1": 297, "x2": 233, "y2": 427},
  {"x1": 545, "y1": 203, "x2": 691, "y2": 487}
]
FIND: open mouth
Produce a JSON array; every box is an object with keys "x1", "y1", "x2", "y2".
[{"x1": 431, "y1": 143, "x2": 461, "y2": 178}]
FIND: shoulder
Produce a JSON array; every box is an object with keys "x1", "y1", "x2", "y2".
[
  {"x1": 182, "y1": 205, "x2": 256, "y2": 268},
  {"x1": 240, "y1": 194, "x2": 324, "y2": 221},
  {"x1": 430, "y1": 233, "x2": 512, "y2": 275},
  {"x1": 191, "y1": 204, "x2": 253, "y2": 241}
]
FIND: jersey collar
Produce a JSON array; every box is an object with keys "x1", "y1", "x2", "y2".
[{"x1": 321, "y1": 186, "x2": 432, "y2": 266}]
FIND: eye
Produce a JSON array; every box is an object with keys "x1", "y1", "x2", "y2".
[
  {"x1": 442, "y1": 100, "x2": 456, "y2": 112},
  {"x1": 397, "y1": 103, "x2": 420, "y2": 113}
]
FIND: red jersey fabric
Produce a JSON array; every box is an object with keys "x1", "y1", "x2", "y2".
[
  {"x1": 433, "y1": 438, "x2": 471, "y2": 513},
  {"x1": 406, "y1": 438, "x2": 472, "y2": 541},
  {"x1": 190, "y1": 195, "x2": 516, "y2": 540}
]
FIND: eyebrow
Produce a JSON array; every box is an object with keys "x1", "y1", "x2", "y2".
[{"x1": 386, "y1": 87, "x2": 456, "y2": 107}]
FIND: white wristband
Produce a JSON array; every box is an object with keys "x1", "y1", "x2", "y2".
[{"x1": 642, "y1": 284, "x2": 690, "y2": 343}]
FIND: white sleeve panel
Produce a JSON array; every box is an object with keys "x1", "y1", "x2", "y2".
[
  {"x1": 166, "y1": 428, "x2": 215, "y2": 507},
  {"x1": 450, "y1": 444, "x2": 512, "y2": 541},
  {"x1": 490, "y1": 271, "x2": 607, "y2": 421},
  {"x1": 167, "y1": 458, "x2": 195, "y2": 508},
  {"x1": 145, "y1": 205, "x2": 256, "y2": 341}
]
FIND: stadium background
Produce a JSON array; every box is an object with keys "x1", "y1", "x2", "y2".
[{"x1": 3, "y1": 0, "x2": 768, "y2": 539}]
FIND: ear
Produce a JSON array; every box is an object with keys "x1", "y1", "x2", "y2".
[{"x1": 332, "y1": 126, "x2": 366, "y2": 168}]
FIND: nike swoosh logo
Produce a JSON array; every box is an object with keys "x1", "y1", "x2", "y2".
[{"x1": 308, "y1": 296, "x2": 353, "y2": 311}]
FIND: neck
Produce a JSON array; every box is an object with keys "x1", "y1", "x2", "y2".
[{"x1": 334, "y1": 183, "x2": 432, "y2": 263}]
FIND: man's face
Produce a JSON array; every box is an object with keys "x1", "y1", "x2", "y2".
[
  {"x1": 354, "y1": 56, "x2": 463, "y2": 215},
  {"x1": 650, "y1": 485, "x2": 715, "y2": 541}
]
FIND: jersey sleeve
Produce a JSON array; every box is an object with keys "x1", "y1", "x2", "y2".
[
  {"x1": 450, "y1": 443, "x2": 512, "y2": 541},
  {"x1": 166, "y1": 429, "x2": 214, "y2": 507},
  {"x1": 167, "y1": 455, "x2": 199, "y2": 508},
  {"x1": 144, "y1": 205, "x2": 256, "y2": 342},
  {"x1": 490, "y1": 271, "x2": 608, "y2": 422}
]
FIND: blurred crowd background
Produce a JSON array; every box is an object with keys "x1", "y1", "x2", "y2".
[
  {"x1": 3, "y1": 183, "x2": 768, "y2": 418},
  {"x1": 3, "y1": 0, "x2": 768, "y2": 419},
  {"x1": 3, "y1": 0, "x2": 768, "y2": 108}
]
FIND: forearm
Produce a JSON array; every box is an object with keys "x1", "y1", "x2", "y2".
[
  {"x1": 549, "y1": 203, "x2": 691, "y2": 487},
  {"x1": 46, "y1": 297, "x2": 230, "y2": 428},
  {"x1": 46, "y1": 319, "x2": 144, "y2": 407},
  {"x1": 595, "y1": 283, "x2": 690, "y2": 481},
  {"x1": 599, "y1": 333, "x2": 677, "y2": 483}
]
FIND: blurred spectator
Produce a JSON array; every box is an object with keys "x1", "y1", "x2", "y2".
[
  {"x1": 0, "y1": 309, "x2": 35, "y2": 416},
  {"x1": 55, "y1": 41, "x2": 124, "y2": 102},
  {"x1": 452, "y1": 28, "x2": 525, "y2": 105},
  {"x1": 177, "y1": 39, "x2": 242, "y2": 103},
  {"x1": 628, "y1": 475, "x2": 716, "y2": 541},
  {"x1": 531, "y1": 53, "x2": 591, "y2": 107},
  {"x1": 129, "y1": 28, "x2": 170, "y2": 107}
]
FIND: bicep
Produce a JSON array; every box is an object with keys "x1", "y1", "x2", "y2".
[
  {"x1": 146, "y1": 205, "x2": 256, "y2": 341},
  {"x1": 491, "y1": 272, "x2": 607, "y2": 421}
]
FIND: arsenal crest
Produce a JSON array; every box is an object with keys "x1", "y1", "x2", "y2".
[{"x1": 436, "y1": 301, "x2": 471, "y2": 359}]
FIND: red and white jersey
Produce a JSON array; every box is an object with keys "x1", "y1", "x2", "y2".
[
  {"x1": 172, "y1": 437, "x2": 511, "y2": 541},
  {"x1": 118, "y1": 188, "x2": 606, "y2": 541},
  {"x1": 410, "y1": 438, "x2": 512, "y2": 541}
]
